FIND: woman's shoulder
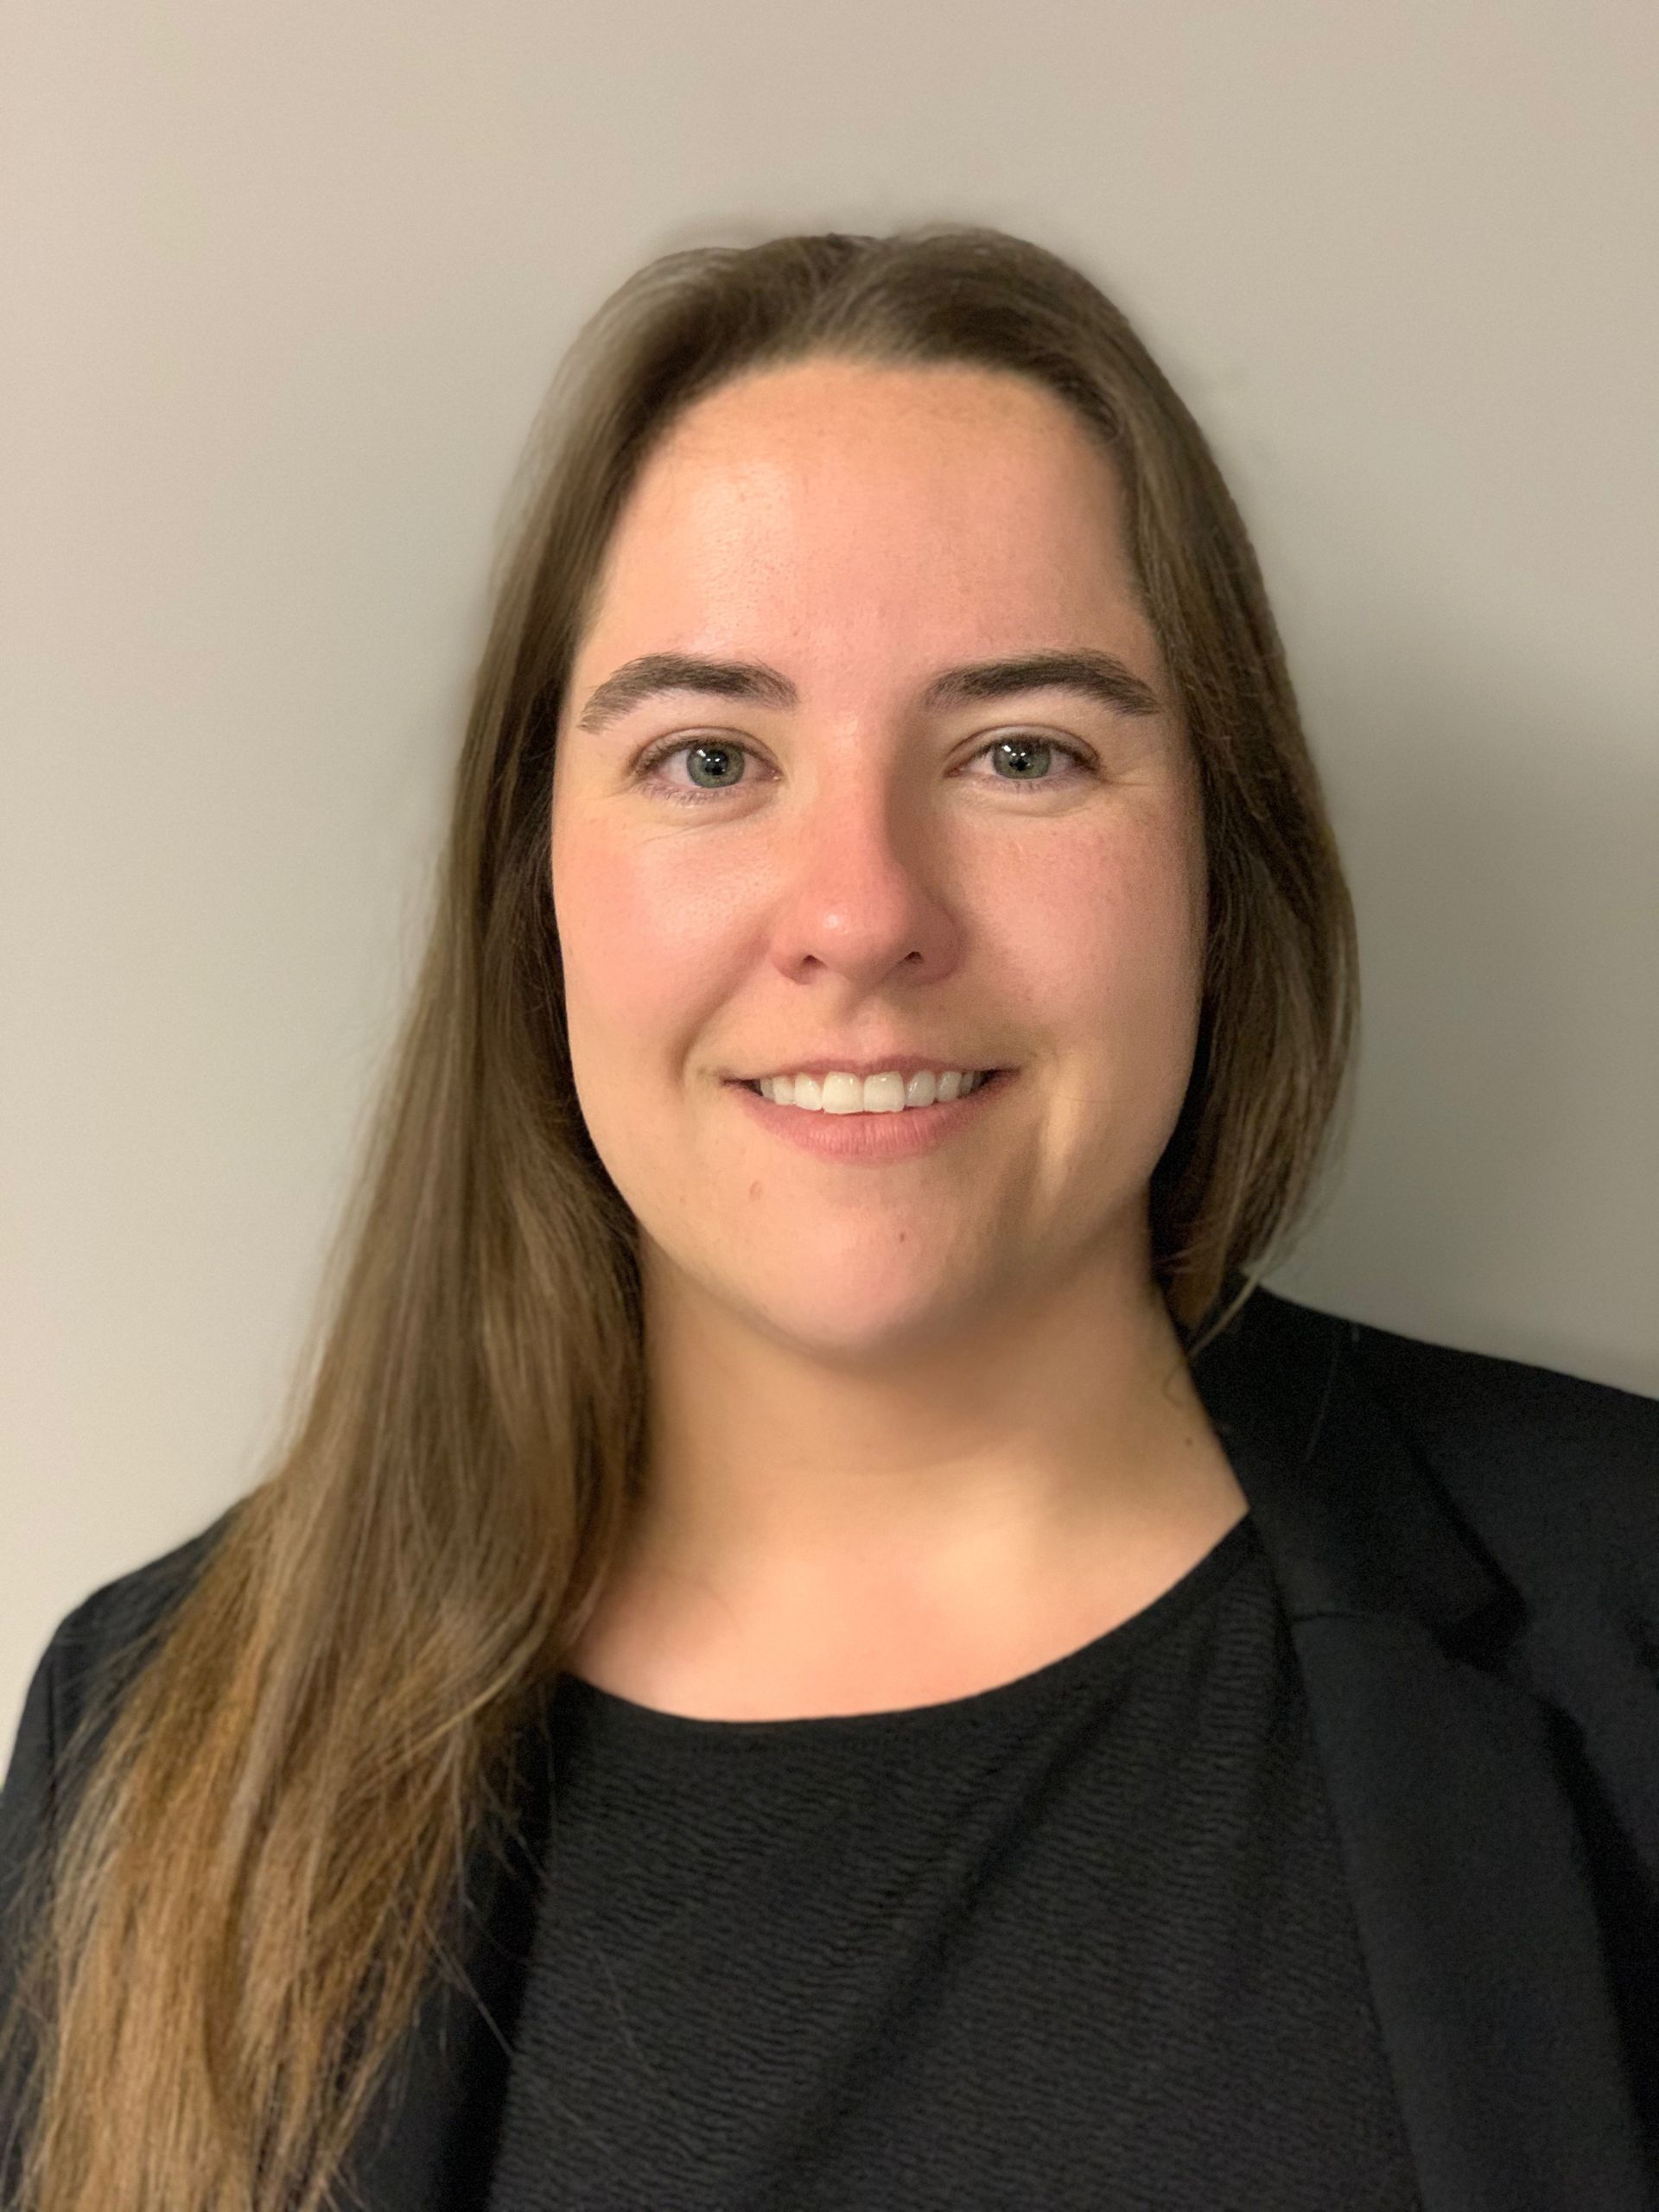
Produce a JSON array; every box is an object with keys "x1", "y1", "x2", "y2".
[
  {"x1": 1336, "y1": 1296, "x2": 1657, "y2": 1493},
  {"x1": 1338, "y1": 1294, "x2": 1656, "y2": 1434},
  {"x1": 1284, "y1": 1291, "x2": 1659, "y2": 1613},
  {"x1": 0, "y1": 1506, "x2": 245, "y2": 2133},
  {"x1": 46, "y1": 1508, "x2": 238, "y2": 1700},
  {"x1": 2, "y1": 1506, "x2": 238, "y2": 1835}
]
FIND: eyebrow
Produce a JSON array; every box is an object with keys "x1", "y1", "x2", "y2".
[{"x1": 571, "y1": 647, "x2": 1161, "y2": 735}]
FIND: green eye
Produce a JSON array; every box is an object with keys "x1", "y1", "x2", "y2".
[
  {"x1": 989, "y1": 737, "x2": 1053, "y2": 779},
  {"x1": 683, "y1": 742, "x2": 747, "y2": 790}
]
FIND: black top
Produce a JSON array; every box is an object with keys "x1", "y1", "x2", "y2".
[
  {"x1": 482, "y1": 1511, "x2": 1422, "y2": 2212},
  {"x1": 7, "y1": 1290, "x2": 1656, "y2": 2209}
]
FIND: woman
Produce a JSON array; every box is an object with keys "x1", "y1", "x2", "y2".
[{"x1": 2, "y1": 225, "x2": 1655, "y2": 2212}]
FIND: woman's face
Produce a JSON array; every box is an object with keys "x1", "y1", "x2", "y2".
[{"x1": 550, "y1": 359, "x2": 1206, "y2": 1362}]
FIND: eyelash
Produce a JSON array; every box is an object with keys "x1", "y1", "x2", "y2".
[{"x1": 628, "y1": 732, "x2": 1099, "y2": 806}]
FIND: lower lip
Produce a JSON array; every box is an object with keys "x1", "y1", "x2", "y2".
[{"x1": 724, "y1": 1071, "x2": 1016, "y2": 1162}]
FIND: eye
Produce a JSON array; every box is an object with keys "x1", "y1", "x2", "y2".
[
  {"x1": 628, "y1": 731, "x2": 1098, "y2": 804},
  {"x1": 631, "y1": 736, "x2": 754, "y2": 800},
  {"x1": 961, "y1": 734, "x2": 1097, "y2": 785}
]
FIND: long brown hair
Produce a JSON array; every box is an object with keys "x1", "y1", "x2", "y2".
[{"x1": 0, "y1": 223, "x2": 1357, "y2": 2210}]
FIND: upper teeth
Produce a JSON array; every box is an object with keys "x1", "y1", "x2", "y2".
[{"x1": 756, "y1": 1070, "x2": 989, "y2": 1112}]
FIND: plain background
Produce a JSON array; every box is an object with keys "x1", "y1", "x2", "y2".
[{"x1": 3, "y1": 0, "x2": 1656, "y2": 1760}]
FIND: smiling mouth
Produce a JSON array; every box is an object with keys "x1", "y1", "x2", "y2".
[{"x1": 729, "y1": 1065, "x2": 1013, "y2": 1106}]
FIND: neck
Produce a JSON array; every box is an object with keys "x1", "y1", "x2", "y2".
[{"x1": 568, "y1": 1244, "x2": 1248, "y2": 1719}]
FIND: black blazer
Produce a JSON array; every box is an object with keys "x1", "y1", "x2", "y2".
[{"x1": 3, "y1": 1287, "x2": 1657, "y2": 2211}]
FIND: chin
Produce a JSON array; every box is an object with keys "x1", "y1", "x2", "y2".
[{"x1": 730, "y1": 1268, "x2": 994, "y2": 1366}]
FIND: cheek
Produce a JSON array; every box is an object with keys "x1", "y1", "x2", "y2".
[
  {"x1": 995, "y1": 808, "x2": 1205, "y2": 1052},
  {"x1": 551, "y1": 822, "x2": 739, "y2": 1071}
]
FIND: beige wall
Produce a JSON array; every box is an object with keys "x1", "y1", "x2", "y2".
[{"x1": 4, "y1": 0, "x2": 1656, "y2": 1755}]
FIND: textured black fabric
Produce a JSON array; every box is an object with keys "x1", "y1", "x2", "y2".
[
  {"x1": 8, "y1": 1289, "x2": 1654, "y2": 2209},
  {"x1": 482, "y1": 1512, "x2": 1422, "y2": 2212}
]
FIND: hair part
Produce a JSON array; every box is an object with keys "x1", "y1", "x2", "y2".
[{"x1": 0, "y1": 222, "x2": 1357, "y2": 2210}]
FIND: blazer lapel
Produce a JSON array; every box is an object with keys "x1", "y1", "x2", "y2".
[{"x1": 1192, "y1": 1290, "x2": 1653, "y2": 2212}]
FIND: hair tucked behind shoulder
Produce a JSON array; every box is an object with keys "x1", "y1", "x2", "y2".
[{"x1": 0, "y1": 222, "x2": 1357, "y2": 2212}]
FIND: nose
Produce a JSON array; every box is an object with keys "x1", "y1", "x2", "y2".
[{"x1": 764, "y1": 766, "x2": 962, "y2": 992}]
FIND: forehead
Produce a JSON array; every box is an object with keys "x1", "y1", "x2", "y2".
[{"x1": 579, "y1": 359, "x2": 1147, "y2": 664}]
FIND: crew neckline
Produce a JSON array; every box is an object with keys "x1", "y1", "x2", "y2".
[{"x1": 554, "y1": 1510, "x2": 1259, "y2": 1747}]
